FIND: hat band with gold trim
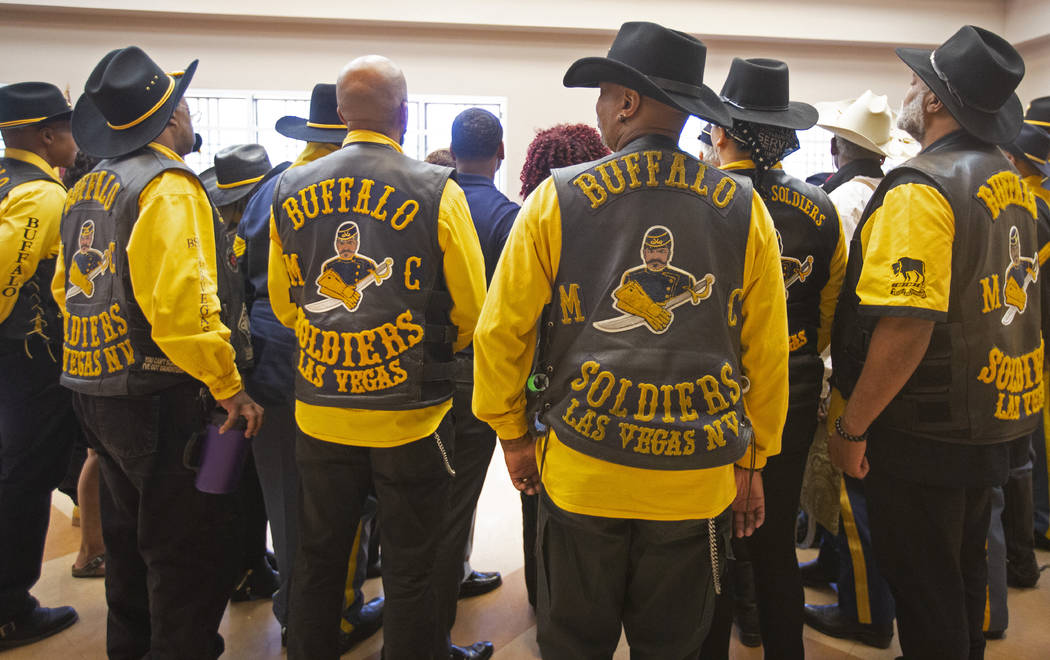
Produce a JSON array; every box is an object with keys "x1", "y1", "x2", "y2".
[
  {"x1": 107, "y1": 74, "x2": 175, "y2": 131},
  {"x1": 0, "y1": 115, "x2": 50, "y2": 128},
  {"x1": 1027, "y1": 119, "x2": 1050, "y2": 128},
  {"x1": 216, "y1": 173, "x2": 265, "y2": 189},
  {"x1": 306, "y1": 121, "x2": 346, "y2": 130}
]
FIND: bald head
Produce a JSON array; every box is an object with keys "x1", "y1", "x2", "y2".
[{"x1": 336, "y1": 55, "x2": 409, "y2": 142}]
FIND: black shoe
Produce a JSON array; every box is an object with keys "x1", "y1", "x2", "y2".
[
  {"x1": 0, "y1": 606, "x2": 78, "y2": 650},
  {"x1": 450, "y1": 641, "x2": 494, "y2": 659},
  {"x1": 799, "y1": 559, "x2": 836, "y2": 589},
  {"x1": 735, "y1": 620, "x2": 762, "y2": 648},
  {"x1": 1006, "y1": 557, "x2": 1041, "y2": 588},
  {"x1": 366, "y1": 558, "x2": 382, "y2": 579},
  {"x1": 1035, "y1": 533, "x2": 1050, "y2": 551},
  {"x1": 230, "y1": 557, "x2": 280, "y2": 602},
  {"x1": 458, "y1": 570, "x2": 502, "y2": 599},
  {"x1": 338, "y1": 597, "x2": 384, "y2": 653},
  {"x1": 803, "y1": 604, "x2": 892, "y2": 649},
  {"x1": 281, "y1": 625, "x2": 287, "y2": 647},
  {"x1": 983, "y1": 628, "x2": 1006, "y2": 640}
]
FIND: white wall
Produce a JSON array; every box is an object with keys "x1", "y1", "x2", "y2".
[{"x1": 2, "y1": 1, "x2": 1046, "y2": 198}]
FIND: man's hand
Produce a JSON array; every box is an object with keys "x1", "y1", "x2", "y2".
[
  {"x1": 502, "y1": 433, "x2": 540, "y2": 495},
  {"x1": 829, "y1": 426, "x2": 869, "y2": 478},
  {"x1": 217, "y1": 389, "x2": 264, "y2": 438},
  {"x1": 732, "y1": 466, "x2": 765, "y2": 538}
]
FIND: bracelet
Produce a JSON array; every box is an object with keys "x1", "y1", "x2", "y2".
[{"x1": 834, "y1": 416, "x2": 868, "y2": 443}]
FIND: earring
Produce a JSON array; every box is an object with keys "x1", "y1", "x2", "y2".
[{"x1": 617, "y1": 114, "x2": 627, "y2": 123}]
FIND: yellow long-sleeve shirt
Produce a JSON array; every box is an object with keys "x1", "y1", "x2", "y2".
[
  {"x1": 268, "y1": 129, "x2": 486, "y2": 446},
  {"x1": 52, "y1": 143, "x2": 241, "y2": 400},
  {"x1": 472, "y1": 175, "x2": 789, "y2": 521},
  {"x1": 1, "y1": 148, "x2": 64, "y2": 325}
]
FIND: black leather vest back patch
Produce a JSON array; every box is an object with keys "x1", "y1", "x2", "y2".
[
  {"x1": 272, "y1": 141, "x2": 456, "y2": 410},
  {"x1": 538, "y1": 136, "x2": 756, "y2": 470}
]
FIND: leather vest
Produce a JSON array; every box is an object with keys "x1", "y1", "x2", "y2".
[
  {"x1": 59, "y1": 148, "x2": 252, "y2": 396},
  {"x1": 271, "y1": 141, "x2": 456, "y2": 410},
  {"x1": 742, "y1": 166, "x2": 840, "y2": 415},
  {"x1": 833, "y1": 133, "x2": 1043, "y2": 444},
  {"x1": 0, "y1": 157, "x2": 62, "y2": 345},
  {"x1": 538, "y1": 135, "x2": 756, "y2": 470}
]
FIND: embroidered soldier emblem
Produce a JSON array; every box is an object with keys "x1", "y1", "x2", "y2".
[
  {"x1": 593, "y1": 225, "x2": 715, "y2": 334},
  {"x1": 1002, "y1": 225, "x2": 1038, "y2": 325},
  {"x1": 776, "y1": 229, "x2": 813, "y2": 299},
  {"x1": 889, "y1": 256, "x2": 927, "y2": 298},
  {"x1": 305, "y1": 221, "x2": 393, "y2": 313},
  {"x1": 67, "y1": 220, "x2": 114, "y2": 299}
]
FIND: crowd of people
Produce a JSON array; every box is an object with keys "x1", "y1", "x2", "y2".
[{"x1": 1, "y1": 17, "x2": 1049, "y2": 660}]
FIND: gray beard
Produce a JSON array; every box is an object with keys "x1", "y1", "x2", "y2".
[{"x1": 897, "y1": 93, "x2": 926, "y2": 142}]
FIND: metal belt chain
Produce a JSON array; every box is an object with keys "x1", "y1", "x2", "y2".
[{"x1": 708, "y1": 517, "x2": 721, "y2": 595}]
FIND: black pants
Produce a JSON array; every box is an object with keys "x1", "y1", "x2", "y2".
[
  {"x1": 74, "y1": 382, "x2": 238, "y2": 660},
  {"x1": 434, "y1": 367, "x2": 497, "y2": 641},
  {"x1": 522, "y1": 492, "x2": 539, "y2": 608},
  {"x1": 700, "y1": 449, "x2": 810, "y2": 659},
  {"x1": 288, "y1": 420, "x2": 453, "y2": 660},
  {"x1": 537, "y1": 491, "x2": 727, "y2": 660},
  {"x1": 867, "y1": 464, "x2": 992, "y2": 660},
  {"x1": 235, "y1": 449, "x2": 269, "y2": 573},
  {"x1": 249, "y1": 400, "x2": 298, "y2": 625},
  {"x1": 0, "y1": 339, "x2": 77, "y2": 622}
]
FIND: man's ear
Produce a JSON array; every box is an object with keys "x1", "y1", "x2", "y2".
[
  {"x1": 37, "y1": 124, "x2": 54, "y2": 146},
  {"x1": 497, "y1": 141, "x2": 505, "y2": 160},
  {"x1": 622, "y1": 88, "x2": 642, "y2": 119},
  {"x1": 711, "y1": 125, "x2": 728, "y2": 150},
  {"x1": 924, "y1": 90, "x2": 945, "y2": 116}
]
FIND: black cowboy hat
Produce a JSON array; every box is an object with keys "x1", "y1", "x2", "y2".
[
  {"x1": 699, "y1": 123, "x2": 714, "y2": 146},
  {"x1": 897, "y1": 26, "x2": 1024, "y2": 145},
  {"x1": 1004, "y1": 123, "x2": 1050, "y2": 179},
  {"x1": 563, "y1": 21, "x2": 731, "y2": 126},
  {"x1": 718, "y1": 58, "x2": 817, "y2": 130},
  {"x1": 0, "y1": 82, "x2": 72, "y2": 129},
  {"x1": 275, "y1": 83, "x2": 347, "y2": 144},
  {"x1": 1026, "y1": 97, "x2": 1050, "y2": 134},
  {"x1": 201, "y1": 144, "x2": 273, "y2": 207},
  {"x1": 73, "y1": 46, "x2": 197, "y2": 159}
]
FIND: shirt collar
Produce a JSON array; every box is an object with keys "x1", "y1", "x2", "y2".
[
  {"x1": 147, "y1": 142, "x2": 186, "y2": 163},
  {"x1": 719, "y1": 159, "x2": 783, "y2": 172},
  {"x1": 292, "y1": 142, "x2": 340, "y2": 168},
  {"x1": 341, "y1": 129, "x2": 403, "y2": 153},
  {"x1": 2, "y1": 148, "x2": 62, "y2": 184},
  {"x1": 1022, "y1": 173, "x2": 1048, "y2": 187}
]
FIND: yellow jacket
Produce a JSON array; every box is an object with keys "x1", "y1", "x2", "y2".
[
  {"x1": 0, "y1": 148, "x2": 64, "y2": 325},
  {"x1": 268, "y1": 130, "x2": 486, "y2": 446},
  {"x1": 53, "y1": 143, "x2": 242, "y2": 400},
  {"x1": 472, "y1": 174, "x2": 789, "y2": 521}
]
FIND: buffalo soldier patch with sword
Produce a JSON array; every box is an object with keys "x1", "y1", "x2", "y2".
[
  {"x1": 1001, "y1": 225, "x2": 1038, "y2": 326},
  {"x1": 67, "y1": 220, "x2": 116, "y2": 299},
  {"x1": 775, "y1": 229, "x2": 812, "y2": 298},
  {"x1": 593, "y1": 225, "x2": 715, "y2": 334},
  {"x1": 306, "y1": 220, "x2": 394, "y2": 313}
]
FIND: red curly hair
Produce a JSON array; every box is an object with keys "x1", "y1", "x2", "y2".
[{"x1": 519, "y1": 123, "x2": 610, "y2": 198}]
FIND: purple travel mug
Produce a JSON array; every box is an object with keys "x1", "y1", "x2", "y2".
[{"x1": 193, "y1": 410, "x2": 250, "y2": 494}]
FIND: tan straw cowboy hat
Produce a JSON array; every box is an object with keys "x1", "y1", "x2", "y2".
[{"x1": 815, "y1": 90, "x2": 918, "y2": 160}]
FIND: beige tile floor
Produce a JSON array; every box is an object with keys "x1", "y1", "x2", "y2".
[{"x1": 11, "y1": 449, "x2": 1050, "y2": 659}]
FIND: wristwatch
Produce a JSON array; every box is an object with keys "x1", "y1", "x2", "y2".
[{"x1": 834, "y1": 416, "x2": 868, "y2": 443}]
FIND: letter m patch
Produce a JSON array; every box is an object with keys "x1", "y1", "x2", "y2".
[{"x1": 559, "y1": 283, "x2": 585, "y2": 325}]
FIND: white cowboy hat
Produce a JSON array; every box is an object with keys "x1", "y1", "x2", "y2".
[{"x1": 815, "y1": 90, "x2": 918, "y2": 160}]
